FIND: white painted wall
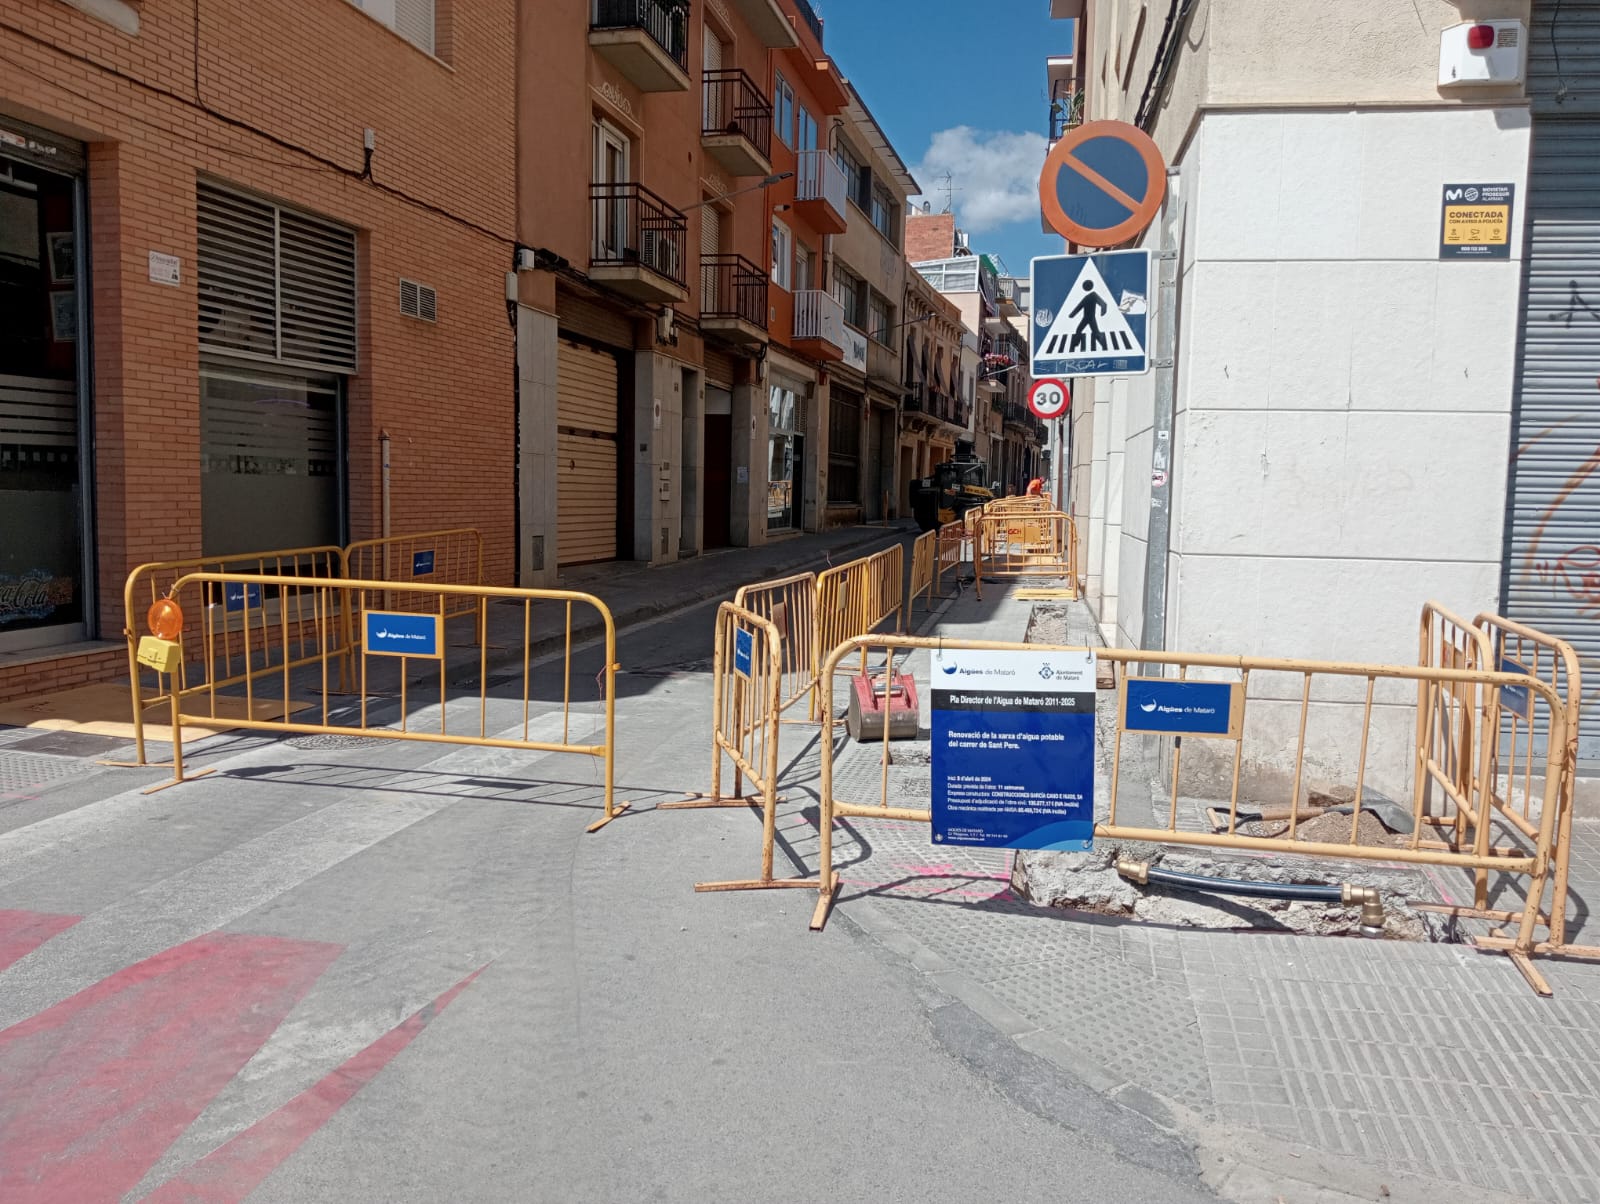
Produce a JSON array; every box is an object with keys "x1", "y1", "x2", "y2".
[{"x1": 1163, "y1": 104, "x2": 1529, "y2": 796}]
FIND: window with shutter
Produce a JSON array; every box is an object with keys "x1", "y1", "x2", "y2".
[
  {"x1": 198, "y1": 183, "x2": 358, "y2": 374},
  {"x1": 348, "y1": 0, "x2": 435, "y2": 56}
]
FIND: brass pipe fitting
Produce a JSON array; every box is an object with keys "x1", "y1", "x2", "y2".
[
  {"x1": 1116, "y1": 858, "x2": 1150, "y2": 885},
  {"x1": 1342, "y1": 884, "x2": 1387, "y2": 936}
]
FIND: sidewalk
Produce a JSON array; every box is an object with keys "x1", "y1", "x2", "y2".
[
  {"x1": 769, "y1": 583, "x2": 1600, "y2": 1204},
  {"x1": 489, "y1": 522, "x2": 913, "y2": 662}
]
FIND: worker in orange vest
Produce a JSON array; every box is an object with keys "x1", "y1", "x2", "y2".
[{"x1": 1026, "y1": 477, "x2": 1044, "y2": 496}]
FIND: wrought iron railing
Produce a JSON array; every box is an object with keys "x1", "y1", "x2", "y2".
[
  {"x1": 702, "y1": 69, "x2": 773, "y2": 159},
  {"x1": 590, "y1": 182, "x2": 688, "y2": 286},
  {"x1": 701, "y1": 254, "x2": 767, "y2": 329},
  {"x1": 793, "y1": 0, "x2": 824, "y2": 44},
  {"x1": 591, "y1": 0, "x2": 689, "y2": 71}
]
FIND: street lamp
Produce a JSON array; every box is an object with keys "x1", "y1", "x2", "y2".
[{"x1": 681, "y1": 171, "x2": 794, "y2": 211}]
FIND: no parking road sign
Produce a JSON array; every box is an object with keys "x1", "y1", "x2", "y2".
[
  {"x1": 1028, "y1": 378, "x2": 1070, "y2": 420},
  {"x1": 1038, "y1": 120, "x2": 1166, "y2": 248},
  {"x1": 1030, "y1": 250, "x2": 1152, "y2": 378}
]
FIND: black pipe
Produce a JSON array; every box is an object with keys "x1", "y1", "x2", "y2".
[{"x1": 1141, "y1": 866, "x2": 1343, "y2": 902}]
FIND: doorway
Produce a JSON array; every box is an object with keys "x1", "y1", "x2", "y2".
[
  {"x1": 0, "y1": 144, "x2": 90, "y2": 651},
  {"x1": 704, "y1": 402, "x2": 732, "y2": 549}
]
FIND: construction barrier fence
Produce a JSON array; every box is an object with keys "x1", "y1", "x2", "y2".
[
  {"x1": 815, "y1": 543, "x2": 904, "y2": 696},
  {"x1": 801, "y1": 630, "x2": 1567, "y2": 989},
  {"x1": 732, "y1": 571, "x2": 820, "y2": 717},
  {"x1": 974, "y1": 511, "x2": 1078, "y2": 600},
  {"x1": 139, "y1": 570, "x2": 626, "y2": 832},
  {"x1": 117, "y1": 530, "x2": 486, "y2": 766},
  {"x1": 908, "y1": 530, "x2": 936, "y2": 618},
  {"x1": 664, "y1": 602, "x2": 828, "y2": 892},
  {"x1": 1471, "y1": 610, "x2": 1585, "y2": 965}
]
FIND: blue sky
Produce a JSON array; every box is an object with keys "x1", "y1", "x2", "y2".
[{"x1": 819, "y1": 2, "x2": 1074, "y2": 276}]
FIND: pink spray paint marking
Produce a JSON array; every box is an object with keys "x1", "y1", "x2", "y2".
[
  {"x1": 0, "y1": 909, "x2": 80, "y2": 972},
  {"x1": 142, "y1": 964, "x2": 488, "y2": 1204},
  {"x1": 0, "y1": 932, "x2": 341, "y2": 1204}
]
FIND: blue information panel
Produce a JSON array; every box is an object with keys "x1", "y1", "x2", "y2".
[
  {"x1": 364, "y1": 611, "x2": 442, "y2": 658},
  {"x1": 733, "y1": 626, "x2": 754, "y2": 679},
  {"x1": 1498, "y1": 657, "x2": 1532, "y2": 721},
  {"x1": 223, "y1": 582, "x2": 262, "y2": 613},
  {"x1": 931, "y1": 648, "x2": 1096, "y2": 850},
  {"x1": 1123, "y1": 678, "x2": 1239, "y2": 738},
  {"x1": 412, "y1": 549, "x2": 435, "y2": 576},
  {"x1": 1030, "y1": 250, "x2": 1151, "y2": 379}
]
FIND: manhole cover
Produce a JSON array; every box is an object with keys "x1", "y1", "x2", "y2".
[
  {"x1": 0, "y1": 751, "x2": 90, "y2": 791},
  {"x1": 285, "y1": 734, "x2": 382, "y2": 750}
]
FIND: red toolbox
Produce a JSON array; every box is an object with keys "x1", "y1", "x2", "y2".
[{"x1": 845, "y1": 672, "x2": 921, "y2": 742}]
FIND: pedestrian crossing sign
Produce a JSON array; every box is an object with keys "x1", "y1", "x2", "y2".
[{"x1": 1029, "y1": 250, "x2": 1152, "y2": 378}]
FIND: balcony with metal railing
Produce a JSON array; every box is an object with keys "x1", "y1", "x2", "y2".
[
  {"x1": 701, "y1": 253, "x2": 768, "y2": 345},
  {"x1": 590, "y1": 182, "x2": 689, "y2": 303},
  {"x1": 793, "y1": 0, "x2": 824, "y2": 45},
  {"x1": 589, "y1": 0, "x2": 690, "y2": 92},
  {"x1": 791, "y1": 289, "x2": 846, "y2": 361},
  {"x1": 702, "y1": 68, "x2": 773, "y2": 177},
  {"x1": 793, "y1": 148, "x2": 848, "y2": 235}
]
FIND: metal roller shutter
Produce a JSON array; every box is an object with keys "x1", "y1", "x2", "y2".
[
  {"x1": 1505, "y1": 1, "x2": 1600, "y2": 759},
  {"x1": 557, "y1": 289, "x2": 634, "y2": 348},
  {"x1": 703, "y1": 347, "x2": 735, "y2": 389},
  {"x1": 557, "y1": 340, "x2": 620, "y2": 566}
]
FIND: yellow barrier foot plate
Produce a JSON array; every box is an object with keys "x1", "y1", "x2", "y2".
[
  {"x1": 809, "y1": 873, "x2": 841, "y2": 932},
  {"x1": 1509, "y1": 951, "x2": 1553, "y2": 997},
  {"x1": 141, "y1": 767, "x2": 218, "y2": 795},
  {"x1": 659, "y1": 793, "x2": 779, "y2": 810},
  {"x1": 584, "y1": 801, "x2": 631, "y2": 833},
  {"x1": 693, "y1": 876, "x2": 822, "y2": 893}
]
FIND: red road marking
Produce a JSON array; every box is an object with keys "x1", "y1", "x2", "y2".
[
  {"x1": 0, "y1": 932, "x2": 340, "y2": 1204},
  {"x1": 0, "y1": 909, "x2": 80, "y2": 973},
  {"x1": 142, "y1": 964, "x2": 488, "y2": 1203}
]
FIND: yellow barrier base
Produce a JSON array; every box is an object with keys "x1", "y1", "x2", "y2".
[
  {"x1": 585, "y1": 801, "x2": 631, "y2": 833},
  {"x1": 809, "y1": 872, "x2": 841, "y2": 931},
  {"x1": 695, "y1": 875, "x2": 824, "y2": 893},
  {"x1": 660, "y1": 791, "x2": 785, "y2": 811}
]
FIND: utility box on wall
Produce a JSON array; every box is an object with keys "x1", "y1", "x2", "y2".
[{"x1": 1438, "y1": 20, "x2": 1527, "y2": 87}]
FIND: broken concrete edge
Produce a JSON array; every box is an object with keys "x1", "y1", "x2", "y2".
[
  {"x1": 1012, "y1": 844, "x2": 1459, "y2": 944},
  {"x1": 836, "y1": 882, "x2": 1523, "y2": 1204}
]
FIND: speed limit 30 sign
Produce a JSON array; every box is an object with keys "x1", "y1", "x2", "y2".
[{"x1": 1028, "y1": 378, "x2": 1070, "y2": 420}]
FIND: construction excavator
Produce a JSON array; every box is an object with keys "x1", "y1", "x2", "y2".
[{"x1": 910, "y1": 439, "x2": 994, "y2": 532}]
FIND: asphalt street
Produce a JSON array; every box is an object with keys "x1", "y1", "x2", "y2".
[{"x1": 0, "y1": 540, "x2": 1217, "y2": 1204}]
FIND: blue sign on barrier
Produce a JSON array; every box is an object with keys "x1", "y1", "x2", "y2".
[
  {"x1": 413, "y1": 549, "x2": 435, "y2": 576},
  {"x1": 1498, "y1": 657, "x2": 1532, "y2": 721},
  {"x1": 364, "y1": 611, "x2": 442, "y2": 658},
  {"x1": 733, "y1": 626, "x2": 754, "y2": 679},
  {"x1": 931, "y1": 648, "x2": 1096, "y2": 850},
  {"x1": 223, "y1": 582, "x2": 262, "y2": 613},
  {"x1": 1123, "y1": 678, "x2": 1239, "y2": 738}
]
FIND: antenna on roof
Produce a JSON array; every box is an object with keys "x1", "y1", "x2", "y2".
[{"x1": 938, "y1": 170, "x2": 960, "y2": 214}]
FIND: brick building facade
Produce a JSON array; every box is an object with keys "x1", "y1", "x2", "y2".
[{"x1": 0, "y1": 0, "x2": 517, "y2": 702}]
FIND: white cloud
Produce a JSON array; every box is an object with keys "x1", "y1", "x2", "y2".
[{"x1": 908, "y1": 126, "x2": 1047, "y2": 235}]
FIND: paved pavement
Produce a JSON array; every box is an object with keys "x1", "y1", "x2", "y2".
[
  {"x1": 804, "y1": 584, "x2": 1600, "y2": 1204},
  {"x1": 0, "y1": 528, "x2": 1217, "y2": 1204}
]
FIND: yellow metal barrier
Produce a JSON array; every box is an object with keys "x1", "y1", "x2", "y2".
[
  {"x1": 934, "y1": 520, "x2": 966, "y2": 599},
  {"x1": 973, "y1": 511, "x2": 1078, "y2": 600},
  {"x1": 788, "y1": 631, "x2": 1568, "y2": 991},
  {"x1": 141, "y1": 571, "x2": 627, "y2": 833},
  {"x1": 733, "y1": 571, "x2": 821, "y2": 717},
  {"x1": 815, "y1": 543, "x2": 904, "y2": 704},
  {"x1": 117, "y1": 545, "x2": 346, "y2": 768},
  {"x1": 908, "y1": 530, "x2": 936, "y2": 617},
  {"x1": 1470, "y1": 611, "x2": 1586, "y2": 967},
  {"x1": 669, "y1": 602, "x2": 830, "y2": 893},
  {"x1": 344, "y1": 527, "x2": 486, "y2": 637}
]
